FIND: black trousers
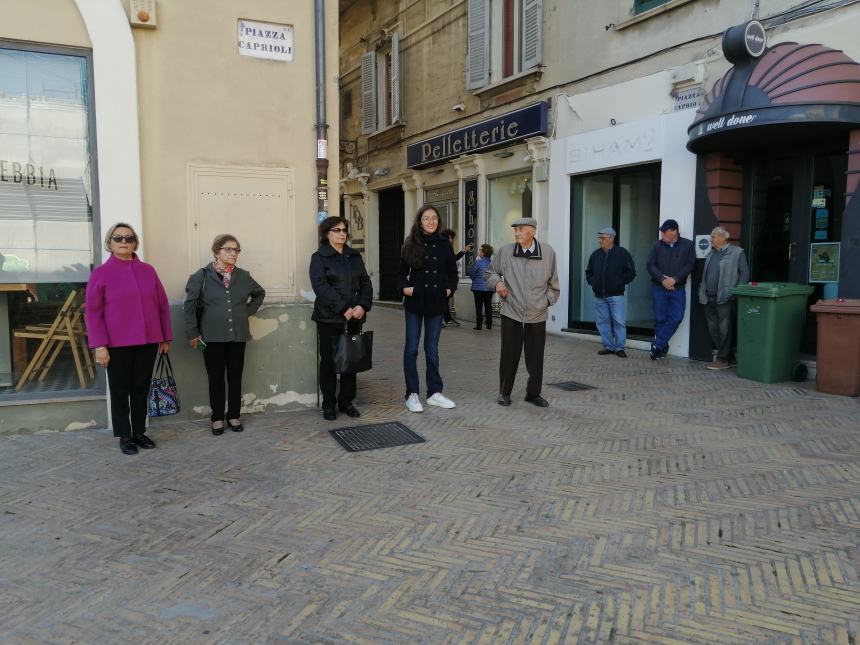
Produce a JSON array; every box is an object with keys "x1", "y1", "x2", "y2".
[
  {"x1": 203, "y1": 341, "x2": 246, "y2": 421},
  {"x1": 499, "y1": 316, "x2": 546, "y2": 397},
  {"x1": 106, "y1": 343, "x2": 158, "y2": 438},
  {"x1": 704, "y1": 296, "x2": 735, "y2": 360},
  {"x1": 317, "y1": 320, "x2": 360, "y2": 410},
  {"x1": 473, "y1": 291, "x2": 494, "y2": 328}
]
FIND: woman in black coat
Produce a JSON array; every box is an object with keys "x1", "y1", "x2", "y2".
[
  {"x1": 309, "y1": 216, "x2": 373, "y2": 420},
  {"x1": 184, "y1": 234, "x2": 265, "y2": 435},
  {"x1": 397, "y1": 205, "x2": 458, "y2": 413}
]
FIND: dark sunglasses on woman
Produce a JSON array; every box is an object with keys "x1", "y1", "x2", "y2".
[{"x1": 111, "y1": 235, "x2": 137, "y2": 243}]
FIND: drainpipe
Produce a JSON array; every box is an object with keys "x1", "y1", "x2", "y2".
[{"x1": 314, "y1": 0, "x2": 329, "y2": 222}]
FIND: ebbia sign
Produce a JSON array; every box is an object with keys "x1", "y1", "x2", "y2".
[{"x1": 407, "y1": 102, "x2": 548, "y2": 168}]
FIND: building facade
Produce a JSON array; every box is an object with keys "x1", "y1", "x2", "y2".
[
  {"x1": 1, "y1": 0, "x2": 339, "y2": 433},
  {"x1": 339, "y1": 0, "x2": 860, "y2": 363}
]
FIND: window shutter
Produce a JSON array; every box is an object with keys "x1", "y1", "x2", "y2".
[
  {"x1": 390, "y1": 32, "x2": 402, "y2": 123},
  {"x1": 521, "y1": 0, "x2": 542, "y2": 71},
  {"x1": 361, "y1": 51, "x2": 377, "y2": 134},
  {"x1": 466, "y1": 0, "x2": 490, "y2": 90}
]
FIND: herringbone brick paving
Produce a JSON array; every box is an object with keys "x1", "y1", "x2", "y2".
[{"x1": 1, "y1": 307, "x2": 859, "y2": 644}]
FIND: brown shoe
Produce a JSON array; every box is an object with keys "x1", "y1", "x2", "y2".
[{"x1": 707, "y1": 360, "x2": 731, "y2": 370}]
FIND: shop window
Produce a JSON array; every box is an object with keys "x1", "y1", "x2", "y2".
[
  {"x1": 466, "y1": 0, "x2": 542, "y2": 90},
  {"x1": 360, "y1": 33, "x2": 401, "y2": 135},
  {"x1": 487, "y1": 171, "x2": 532, "y2": 254},
  {"x1": 424, "y1": 184, "x2": 461, "y2": 274},
  {"x1": 634, "y1": 0, "x2": 672, "y2": 14},
  {"x1": 569, "y1": 165, "x2": 660, "y2": 336},
  {"x1": 0, "y1": 45, "x2": 100, "y2": 398}
]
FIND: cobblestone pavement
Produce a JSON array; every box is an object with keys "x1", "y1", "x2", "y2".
[{"x1": 2, "y1": 306, "x2": 859, "y2": 644}]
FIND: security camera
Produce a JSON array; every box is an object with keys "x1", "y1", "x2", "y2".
[{"x1": 452, "y1": 103, "x2": 465, "y2": 112}]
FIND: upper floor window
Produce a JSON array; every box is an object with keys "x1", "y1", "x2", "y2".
[
  {"x1": 634, "y1": 0, "x2": 671, "y2": 14},
  {"x1": 360, "y1": 33, "x2": 401, "y2": 135},
  {"x1": 466, "y1": 0, "x2": 542, "y2": 90}
]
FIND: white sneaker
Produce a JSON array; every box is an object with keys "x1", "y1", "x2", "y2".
[
  {"x1": 426, "y1": 392, "x2": 456, "y2": 409},
  {"x1": 405, "y1": 393, "x2": 424, "y2": 413}
]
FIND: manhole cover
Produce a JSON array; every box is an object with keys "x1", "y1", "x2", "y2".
[
  {"x1": 549, "y1": 381, "x2": 596, "y2": 392},
  {"x1": 329, "y1": 422, "x2": 426, "y2": 452}
]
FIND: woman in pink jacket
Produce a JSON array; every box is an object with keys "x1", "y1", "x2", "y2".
[{"x1": 85, "y1": 223, "x2": 172, "y2": 455}]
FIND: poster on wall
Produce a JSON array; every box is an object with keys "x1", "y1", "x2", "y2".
[
  {"x1": 464, "y1": 179, "x2": 477, "y2": 270},
  {"x1": 809, "y1": 242, "x2": 840, "y2": 283}
]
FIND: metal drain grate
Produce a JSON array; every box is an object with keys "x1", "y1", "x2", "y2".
[
  {"x1": 549, "y1": 381, "x2": 596, "y2": 392},
  {"x1": 329, "y1": 422, "x2": 426, "y2": 452}
]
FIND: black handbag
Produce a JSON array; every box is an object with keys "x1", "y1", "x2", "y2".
[{"x1": 333, "y1": 323, "x2": 373, "y2": 374}]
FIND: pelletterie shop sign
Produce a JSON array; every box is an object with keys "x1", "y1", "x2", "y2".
[
  {"x1": 238, "y1": 19, "x2": 294, "y2": 61},
  {"x1": 407, "y1": 102, "x2": 548, "y2": 168}
]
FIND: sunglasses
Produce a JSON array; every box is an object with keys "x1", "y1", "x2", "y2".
[
  {"x1": 219, "y1": 247, "x2": 241, "y2": 254},
  {"x1": 329, "y1": 228, "x2": 348, "y2": 234},
  {"x1": 111, "y1": 235, "x2": 137, "y2": 243}
]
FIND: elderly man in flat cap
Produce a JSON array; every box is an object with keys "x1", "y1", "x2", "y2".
[
  {"x1": 485, "y1": 217, "x2": 559, "y2": 407},
  {"x1": 585, "y1": 226, "x2": 636, "y2": 358}
]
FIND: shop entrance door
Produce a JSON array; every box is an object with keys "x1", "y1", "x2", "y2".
[
  {"x1": 745, "y1": 150, "x2": 846, "y2": 354},
  {"x1": 568, "y1": 164, "x2": 660, "y2": 335},
  {"x1": 378, "y1": 187, "x2": 405, "y2": 301}
]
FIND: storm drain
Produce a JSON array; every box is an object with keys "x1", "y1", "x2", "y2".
[
  {"x1": 329, "y1": 422, "x2": 426, "y2": 452},
  {"x1": 549, "y1": 381, "x2": 596, "y2": 392}
]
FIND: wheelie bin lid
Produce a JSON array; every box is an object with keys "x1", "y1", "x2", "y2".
[
  {"x1": 810, "y1": 299, "x2": 860, "y2": 314},
  {"x1": 729, "y1": 282, "x2": 815, "y2": 298}
]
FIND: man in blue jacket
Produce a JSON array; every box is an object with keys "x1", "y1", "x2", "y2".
[
  {"x1": 585, "y1": 227, "x2": 636, "y2": 358},
  {"x1": 646, "y1": 219, "x2": 695, "y2": 360}
]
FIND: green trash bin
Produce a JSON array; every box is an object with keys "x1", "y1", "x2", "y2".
[{"x1": 728, "y1": 282, "x2": 814, "y2": 383}]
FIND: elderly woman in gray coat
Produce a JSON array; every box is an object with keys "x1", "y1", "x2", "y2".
[{"x1": 184, "y1": 234, "x2": 265, "y2": 435}]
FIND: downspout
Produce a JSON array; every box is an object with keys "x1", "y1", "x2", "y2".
[{"x1": 314, "y1": 0, "x2": 329, "y2": 222}]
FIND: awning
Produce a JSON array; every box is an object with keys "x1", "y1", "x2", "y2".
[{"x1": 687, "y1": 42, "x2": 860, "y2": 153}]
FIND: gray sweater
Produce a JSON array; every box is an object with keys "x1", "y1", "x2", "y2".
[
  {"x1": 183, "y1": 265, "x2": 265, "y2": 342},
  {"x1": 698, "y1": 244, "x2": 749, "y2": 305},
  {"x1": 484, "y1": 240, "x2": 560, "y2": 323}
]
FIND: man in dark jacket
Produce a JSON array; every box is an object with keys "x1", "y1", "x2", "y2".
[
  {"x1": 585, "y1": 227, "x2": 636, "y2": 358},
  {"x1": 646, "y1": 219, "x2": 695, "y2": 360}
]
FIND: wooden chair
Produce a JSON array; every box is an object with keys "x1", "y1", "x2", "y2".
[{"x1": 14, "y1": 290, "x2": 94, "y2": 390}]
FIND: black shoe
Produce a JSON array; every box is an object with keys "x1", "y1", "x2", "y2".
[
  {"x1": 473, "y1": 325, "x2": 482, "y2": 330},
  {"x1": 323, "y1": 408, "x2": 337, "y2": 421},
  {"x1": 448, "y1": 318, "x2": 460, "y2": 326},
  {"x1": 132, "y1": 433, "x2": 156, "y2": 449},
  {"x1": 649, "y1": 344, "x2": 663, "y2": 360},
  {"x1": 211, "y1": 422, "x2": 225, "y2": 436},
  {"x1": 486, "y1": 325, "x2": 492, "y2": 330},
  {"x1": 524, "y1": 394, "x2": 549, "y2": 408},
  {"x1": 616, "y1": 350, "x2": 628, "y2": 358},
  {"x1": 228, "y1": 420, "x2": 244, "y2": 432},
  {"x1": 119, "y1": 438, "x2": 138, "y2": 455},
  {"x1": 497, "y1": 394, "x2": 512, "y2": 406},
  {"x1": 339, "y1": 404, "x2": 361, "y2": 418},
  {"x1": 597, "y1": 349, "x2": 614, "y2": 355}
]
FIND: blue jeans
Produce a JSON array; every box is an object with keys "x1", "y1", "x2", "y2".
[
  {"x1": 404, "y1": 311, "x2": 444, "y2": 397},
  {"x1": 651, "y1": 284, "x2": 686, "y2": 350},
  {"x1": 594, "y1": 295, "x2": 627, "y2": 352}
]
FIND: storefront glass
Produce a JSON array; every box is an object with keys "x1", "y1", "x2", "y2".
[
  {"x1": 0, "y1": 46, "x2": 99, "y2": 397},
  {"x1": 488, "y1": 171, "x2": 532, "y2": 253},
  {"x1": 569, "y1": 164, "x2": 660, "y2": 333}
]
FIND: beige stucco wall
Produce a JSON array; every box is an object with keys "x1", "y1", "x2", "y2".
[
  {"x1": 128, "y1": 0, "x2": 339, "y2": 299},
  {"x1": 0, "y1": 0, "x2": 90, "y2": 48}
]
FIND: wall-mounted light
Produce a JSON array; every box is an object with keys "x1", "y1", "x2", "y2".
[
  {"x1": 426, "y1": 167, "x2": 445, "y2": 174},
  {"x1": 374, "y1": 167, "x2": 390, "y2": 177},
  {"x1": 493, "y1": 150, "x2": 514, "y2": 158}
]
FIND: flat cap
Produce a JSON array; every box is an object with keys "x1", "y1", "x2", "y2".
[
  {"x1": 597, "y1": 227, "x2": 616, "y2": 237},
  {"x1": 511, "y1": 217, "x2": 537, "y2": 228}
]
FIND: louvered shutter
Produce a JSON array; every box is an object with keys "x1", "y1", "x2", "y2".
[
  {"x1": 390, "y1": 32, "x2": 402, "y2": 123},
  {"x1": 466, "y1": 0, "x2": 490, "y2": 90},
  {"x1": 521, "y1": 0, "x2": 542, "y2": 71},
  {"x1": 361, "y1": 51, "x2": 377, "y2": 134}
]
